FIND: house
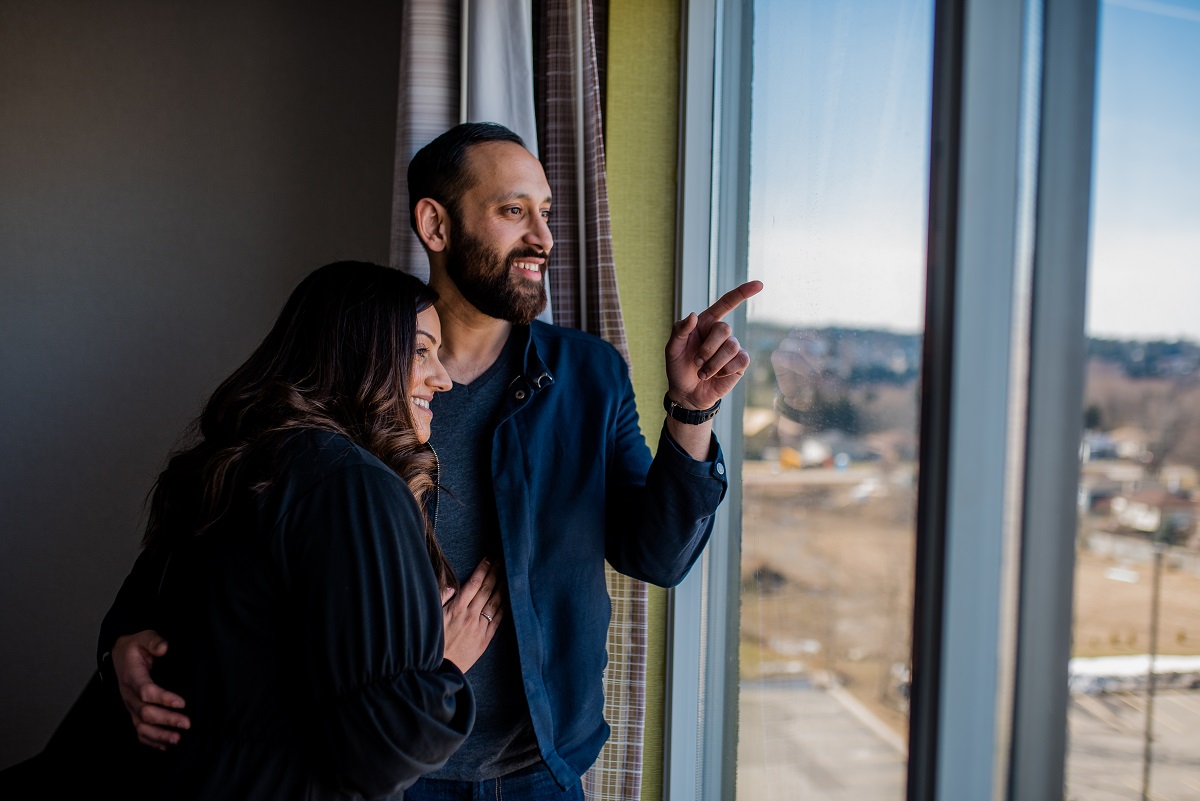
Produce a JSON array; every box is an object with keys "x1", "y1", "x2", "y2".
[
  {"x1": 1080, "y1": 430, "x2": 1118, "y2": 461},
  {"x1": 1110, "y1": 486, "x2": 1197, "y2": 542},
  {"x1": 1107, "y1": 425, "x2": 1152, "y2": 462}
]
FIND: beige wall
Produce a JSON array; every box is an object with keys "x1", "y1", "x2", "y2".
[
  {"x1": 606, "y1": 3, "x2": 683, "y2": 799},
  {"x1": 0, "y1": 0, "x2": 403, "y2": 768}
]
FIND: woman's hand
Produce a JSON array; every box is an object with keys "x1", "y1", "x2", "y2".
[
  {"x1": 111, "y1": 630, "x2": 191, "y2": 749},
  {"x1": 440, "y1": 558, "x2": 504, "y2": 673}
]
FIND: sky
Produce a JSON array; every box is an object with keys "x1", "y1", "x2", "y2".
[{"x1": 744, "y1": 0, "x2": 1200, "y2": 343}]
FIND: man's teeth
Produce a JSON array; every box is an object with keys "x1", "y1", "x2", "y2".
[
  {"x1": 514, "y1": 261, "x2": 541, "y2": 272},
  {"x1": 412, "y1": 397, "x2": 430, "y2": 410}
]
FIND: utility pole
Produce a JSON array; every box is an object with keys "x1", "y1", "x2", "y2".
[{"x1": 1141, "y1": 519, "x2": 1171, "y2": 801}]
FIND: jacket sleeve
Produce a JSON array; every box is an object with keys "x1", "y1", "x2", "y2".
[
  {"x1": 279, "y1": 462, "x2": 474, "y2": 799},
  {"x1": 96, "y1": 544, "x2": 171, "y2": 670},
  {"x1": 603, "y1": 367, "x2": 729, "y2": 587}
]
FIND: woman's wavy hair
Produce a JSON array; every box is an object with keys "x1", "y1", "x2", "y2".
[{"x1": 142, "y1": 261, "x2": 455, "y2": 588}]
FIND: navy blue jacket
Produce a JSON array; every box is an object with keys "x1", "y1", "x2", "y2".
[{"x1": 481, "y1": 322, "x2": 728, "y2": 787}]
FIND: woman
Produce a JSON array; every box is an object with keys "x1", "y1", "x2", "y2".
[{"x1": 54, "y1": 262, "x2": 498, "y2": 799}]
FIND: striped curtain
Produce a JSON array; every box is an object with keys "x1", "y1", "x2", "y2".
[
  {"x1": 533, "y1": 0, "x2": 628, "y2": 361},
  {"x1": 391, "y1": 2, "x2": 645, "y2": 799},
  {"x1": 389, "y1": 0, "x2": 459, "y2": 282}
]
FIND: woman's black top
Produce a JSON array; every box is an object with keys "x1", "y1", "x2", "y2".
[{"x1": 98, "y1": 429, "x2": 474, "y2": 800}]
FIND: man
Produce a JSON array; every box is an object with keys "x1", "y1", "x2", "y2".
[{"x1": 106, "y1": 122, "x2": 762, "y2": 799}]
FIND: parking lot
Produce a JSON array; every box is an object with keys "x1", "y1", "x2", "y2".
[
  {"x1": 736, "y1": 680, "x2": 1200, "y2": 801},
  {"x1": 1067, "y1": 689, "x2": 1200, "y2": 801}
]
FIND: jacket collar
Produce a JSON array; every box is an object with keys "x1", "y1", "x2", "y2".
[{"x1": 514, "y1": 323, "x2": 555, "y2": 393}]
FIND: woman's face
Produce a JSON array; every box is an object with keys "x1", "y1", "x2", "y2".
[{"x1": 410, "y1": 306, "x2": 451, "y2": 443}]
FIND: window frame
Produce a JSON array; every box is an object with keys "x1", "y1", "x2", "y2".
[{"x1": 663, "y1": 2, "x2": 750, "y2": 800}]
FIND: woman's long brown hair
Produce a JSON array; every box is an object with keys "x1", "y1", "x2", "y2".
[{"x1": 142, "y1": 261, "x2": 455, "y2": 589}]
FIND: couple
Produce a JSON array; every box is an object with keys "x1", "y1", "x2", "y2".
[{"x1": 76, "y1": 123, "x2": 759, "y2": 799}]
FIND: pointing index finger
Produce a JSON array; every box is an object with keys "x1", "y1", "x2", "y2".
[{"x1": 699, "y1": 280, "x2": 763, "y2": 323}]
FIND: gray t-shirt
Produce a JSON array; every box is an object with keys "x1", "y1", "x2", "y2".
[{"x1": 425, "y1": 333, "x2": 542, "y2": 780}]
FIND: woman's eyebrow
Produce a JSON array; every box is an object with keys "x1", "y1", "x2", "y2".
[{"x1": 416, "y1": 328, "x2": 439, "y2": 346}]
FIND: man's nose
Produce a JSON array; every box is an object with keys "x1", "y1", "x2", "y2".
[{"x1": 525, "y1": 214, "x2": 553, "y2": 254}]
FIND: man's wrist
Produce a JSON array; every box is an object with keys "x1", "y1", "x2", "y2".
[{"x1": 663, "y1": 393, "x2": 721, "y2": 425}]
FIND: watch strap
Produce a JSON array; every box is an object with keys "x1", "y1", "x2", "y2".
[{"x1": 664, "y1": 393, "x2": 721, "y2": 424}]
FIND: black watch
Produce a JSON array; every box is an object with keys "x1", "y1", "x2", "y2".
[{"x1": 664, "y1": 393, "x2": 721, "y2": 424}]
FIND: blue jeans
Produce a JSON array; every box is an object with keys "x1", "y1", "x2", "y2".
[{"x1": 404, "y1": 762, "x2": 584, "y2": 801}]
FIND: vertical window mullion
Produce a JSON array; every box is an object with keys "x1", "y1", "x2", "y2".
[
  {"x1": 665, "y1": 1, "x2": 719, "y2": 799},
  {"x1": 912, "y1": 0, "x2": 1032, "y2": 799},
  {"x1": 1009, "y1": 1, "x2": 1098, "y2": 797}
]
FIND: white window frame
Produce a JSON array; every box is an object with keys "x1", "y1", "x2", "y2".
[{"x1": 664, "y1": 2, "x2": 751, "y2": 801}]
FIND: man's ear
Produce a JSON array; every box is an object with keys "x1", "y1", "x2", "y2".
[{"x1": 414, "y1": 198, "x2": 450, "y2": 253}]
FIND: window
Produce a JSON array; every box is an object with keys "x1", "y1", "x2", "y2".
[
  {"x1": 1066, "y1": 3, "x2": 1200, "y2": 799},
  {"x1": 668, "y1": 1, "x2": 1112, "y2": 799},
  {"x1": 736, "y1": 2, "x2": 933, "y2": 798}
]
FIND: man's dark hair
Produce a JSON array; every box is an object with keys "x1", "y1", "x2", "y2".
[{"x1": 406, "y1": 122, "x2": 526, "y2": 238}]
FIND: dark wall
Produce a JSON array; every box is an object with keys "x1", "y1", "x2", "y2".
[{"x1": 0, "y1": 1, "x2": 403, "y2": 767}]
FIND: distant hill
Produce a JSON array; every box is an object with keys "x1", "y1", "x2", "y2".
[
  {"x1": 744, "y1": 322, "x2": 1200, "y2": 469},
  {"x1": 745, "y1": 322, "x2": 920, "y2": 400},
  {"x1": 747, "y1": 321, "x2": 1200, "y2": 386},
  {"x1": 1087, "y1": 337, "x2": 1200, "y2": 380}
]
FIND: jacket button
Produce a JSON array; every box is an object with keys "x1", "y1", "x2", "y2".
[
  {"x1": 515, "y1": 389, "x2": 527, "y2": 400},
  {"x1": 716, "y1": 463, "x2": 725, "y2": 476}
]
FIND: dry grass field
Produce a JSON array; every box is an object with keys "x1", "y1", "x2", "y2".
[
  {"x1": 738, "y1": 459, "x2": 1200, "y2": 740},
  {"x1": 1070, "y1": 533, "x2": 1200, "y2": 658}
]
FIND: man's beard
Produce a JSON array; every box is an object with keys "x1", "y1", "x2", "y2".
[{"x1": 445, "y1": 226, "x2": 548, "y2": 326}]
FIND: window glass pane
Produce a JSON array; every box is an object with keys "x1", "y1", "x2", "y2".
[
  {"x1": 737, "y1": 1, "x2": 933, "y2": 797},
  {"x1": 1067, "y1": 3, "x2": 1200, "y2": 799}
]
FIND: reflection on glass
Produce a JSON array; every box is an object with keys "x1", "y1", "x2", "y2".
[
  {"x1": 737, "y1": 1, "x2": 932, "y2": 798},
  {"x1": 1066, "y1": 3, "x2": 1200, "y2": 800}
]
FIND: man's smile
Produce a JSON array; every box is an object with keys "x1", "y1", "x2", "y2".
[{"x1": 512, "y1": 258, "x2": 544, "y2": 279}]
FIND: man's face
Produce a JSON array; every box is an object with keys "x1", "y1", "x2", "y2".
[{"x1": 443, "y1": 141, "x2": 553, "y2": 325}]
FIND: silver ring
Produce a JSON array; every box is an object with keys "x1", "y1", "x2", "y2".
[{"x1": 481, "y1": 611, "x2": 494, "y2": 622}]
